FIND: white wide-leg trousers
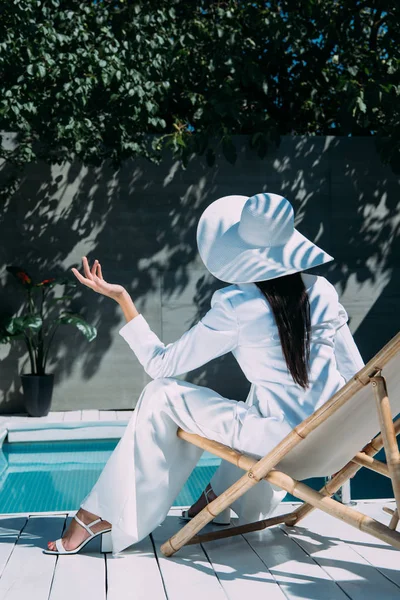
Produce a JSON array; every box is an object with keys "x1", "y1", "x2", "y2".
[{"x1": 80, "y1": 377, "x2": 287, "y2": 555}]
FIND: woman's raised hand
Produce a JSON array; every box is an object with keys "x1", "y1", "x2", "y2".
[{"x1": 71, "y1": 257, "x2": 126, "y2": 301}]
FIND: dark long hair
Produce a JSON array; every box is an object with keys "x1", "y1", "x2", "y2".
[{"x1": 255, "y1": 272, "x2": 311, "y2": 388}]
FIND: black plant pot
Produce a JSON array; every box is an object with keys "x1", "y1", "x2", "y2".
[{"x1": 21, "y1": 373, "x2": 54, "y2": 417}]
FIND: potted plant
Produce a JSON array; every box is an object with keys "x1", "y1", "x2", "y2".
[{"x1": 0, "y1": 266, "x2": 97, "y2": 417}]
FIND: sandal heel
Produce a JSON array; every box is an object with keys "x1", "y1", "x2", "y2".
[{"x1": 101, "y1": 530, "x2": 113, "y2": 553}]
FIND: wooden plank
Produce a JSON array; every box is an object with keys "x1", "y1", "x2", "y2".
[
  {"x1": 106, "y1": 535, "x2": 166, "y2": 600},
  {"x1": 63, "y1": 410, "x2": 82, "y2": 422},
  {"x1": 243, "y1": 525, "x2": 348, "y2": 600},
  {"x1": 0, "y1": 515, "x2": 66, "y2": 600},
  {"x1": 46, "y1": 412, "x2": 65, "y2": 422},
  {"x1": 283, "y1": 506, "x2": 400, "y2": 600},
  {"x1": 202, "y1": 533, "x2": 288, "y2": 600},
  {"x1": 151, "y1": 516, "x2": 227, "y2": 600},
  {"x1": 341, "y1": 503, "x2": 400, "y2": 589},
  {"x1": 49, "y1": 516, "x2": 106, "y2": 600},
  {"x1": 115, "y1": 410, "x2": 133, "y2": 421},
  {"x1": 6, "y1": 416, "x2": 40, "y2": 424},
  {"x1": 10, "y1": 413, "x2": 64, "y2": 424},
  {"x1": 7, "y1": 427, "x2": 125, "y2": 443},
  {"x1": 81, "y1": 410, "x2": 100, "y2": 421},
  {"x1": 0, "y1": 517, "x2": 27, "y2": 578},
  {"x1": 99, "y1": 410, "x2": 117, "y2": 421}
]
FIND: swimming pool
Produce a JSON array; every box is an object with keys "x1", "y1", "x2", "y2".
[
  {"x1": 0, "y1": 439, "x2": 393, "y2": 513},
  {"x1": 0, "y1": 439, "x2": 222, "y2": 514}
]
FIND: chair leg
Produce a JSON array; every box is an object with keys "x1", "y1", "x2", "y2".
[
  {"x1": 162, "y1": 406, "x2": 400, "y2": 555},
  {"x1": 184, "y1": 512, "x2": 298, "y2": 546},
  {"x1": 383, "y1": 507, "x2": 400, "y2": 531},
  {"x1": 371, "y1": 375, "x2": 400, "y2": 519},
  {"x1": 264, "y1": 470, "x2": 400, "y2": 550},
  {"x1": 162, "y1": 467, "x2": 400, "y2": 556},
  {"x1": 290, "y1": 459, "x2": 365, "y2": 525},
  {"x1": 160, "y1": 468, "x2": 260, "y2": 557},
  {"x1": 389, "y1": 510, "x2": 399, "y2": 530}
]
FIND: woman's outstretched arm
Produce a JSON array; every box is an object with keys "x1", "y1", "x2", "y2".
[
  {"x1": 117, "y1": 289, "x2": 238, "y2": 379},
  {"x1": 71, "y1": 257, "x2": 239, "y2": 379},
  {"x1": 71, "y1": 256, "x2": 139, "y2": 323},
  {"x1": 117, "y1": 290, "x2": 139, "y2": 323}
]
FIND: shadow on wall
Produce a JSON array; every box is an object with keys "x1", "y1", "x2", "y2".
[{"x1": 0, "y1": 135, "x2": 398, "y2": 412}]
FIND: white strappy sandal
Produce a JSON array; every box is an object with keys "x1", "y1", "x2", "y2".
[
  {"x1": 181, "y1": 486, "x2": 231, "y2": 526},
  {"x1": 43, "y1": 514, "x2": 113, "y2": 555}
]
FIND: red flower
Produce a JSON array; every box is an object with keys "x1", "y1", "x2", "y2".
[
  {"x1": 36, "y1": 278, "x2": 56, "y2": 287},
  {"x1": 16, "y1": 271, "x2": 32, "y2": 285}
]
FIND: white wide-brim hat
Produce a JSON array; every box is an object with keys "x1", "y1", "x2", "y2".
[{"x1": 196, "y1": 193, "x2": 334, "y2": 284}]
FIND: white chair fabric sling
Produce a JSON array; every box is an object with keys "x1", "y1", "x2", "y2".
[{"x1": 160, "y1": 331, "x2": 400, "y2": 557}]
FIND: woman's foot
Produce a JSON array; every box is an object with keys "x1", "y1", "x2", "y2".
[
  {"x1": 47, "y1": 508, "x2": 112, "y2": 552},
  {"x1": 186, "y1": 483, "x2": 217, "y2": 518}
]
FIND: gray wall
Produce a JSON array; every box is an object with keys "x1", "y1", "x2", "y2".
[{"x1": 0, "y1": 136, "x2": 399, "y2": 413}]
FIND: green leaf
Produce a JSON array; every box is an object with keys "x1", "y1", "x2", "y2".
[
  {"x1": 4, "y1": 315, "x2": 42, "y2": 335},
  {"x1": 57, "y1": 313, "x2": 97, "y2": 342},
  {"x1": 23, "y1": 315, "x2": 43, "y2": 332},
  {"x1": 37, "y1": 64, "x2": 46, "y2": 77},
  {"x1": 347, "y1": 66, "x2": 358, "y2": 77},
  {"x1": 356, "y1": 97, "x2": 367, "y2": 113}
]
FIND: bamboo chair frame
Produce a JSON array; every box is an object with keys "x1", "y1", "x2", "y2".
[{"x1": 160, "y1": 331, "x2": 400, "y2": 557}]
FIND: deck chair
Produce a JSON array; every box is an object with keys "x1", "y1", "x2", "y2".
[{"x1": 160, "y1": 331, "x2": 400, "y2": 556}]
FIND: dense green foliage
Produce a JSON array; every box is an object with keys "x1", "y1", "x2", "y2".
[{"x1": 0, "y1": 0, "x2": 398, "y2": 169}]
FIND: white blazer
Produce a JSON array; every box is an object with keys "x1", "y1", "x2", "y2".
[{"x1": 119, "y1": 273, "x2": 365, "y2": 432}]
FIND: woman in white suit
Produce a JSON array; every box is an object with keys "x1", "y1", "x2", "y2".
[{"x1": 45, "y1": 192, "x2": 364, "y2": 556}]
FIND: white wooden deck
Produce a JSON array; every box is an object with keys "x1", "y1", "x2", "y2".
[
  {"x1": 0, "y1": 409, "x2": 134, "y2": 424},
  {"x1": 0, "y1": 502, "x2": 398, "y2": 599},
  {"x1": 0, "y1": 410, "x2": 133, "y2": 444},
  {"x1": 0, "y1": 410, "x2": 399, "y2": 598}
]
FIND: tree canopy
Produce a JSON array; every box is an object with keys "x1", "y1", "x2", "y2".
[{"x1": 0, "y1": 0, "x2": 399, "y2": 170}]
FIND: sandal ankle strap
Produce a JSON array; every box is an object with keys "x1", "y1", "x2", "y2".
[
  {"x1": 203, "y1": 485, "x2": 215, "y2": 504},
  {"x1": 74, "y1": 514, "x2": 102, "y2": 534}
]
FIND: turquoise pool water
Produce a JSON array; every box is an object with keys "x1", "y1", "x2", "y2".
[
  {"x1": 0, "y1": 440, "x2": 393, "y2": 513},
  {"x1": 0, "y1": 439, "x2": 221, "y2": 513}
]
